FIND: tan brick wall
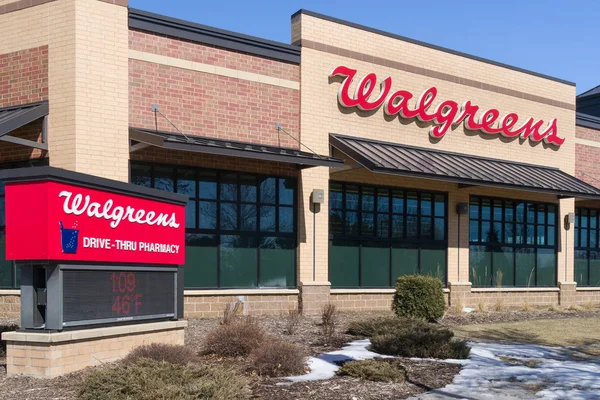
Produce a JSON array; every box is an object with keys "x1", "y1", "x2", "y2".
[
  {"x1": 331, "y1": 292, "x2": 450, "y2": 312},
  {"x1": 468, "y1": 290, "x2": 559, "y2": 308},
  {"x1": 184, "y1": 294, "x2": 298, "y2": 318},
  {"x1": 0, "y1": 294, "x2": 19, "y2": 318},
  {"x1": 4, "y1": 321, "x2": 185, "y2": 377},
  {"x1": 0, "y1": 0, "x2": 130, "y2": 181},
  {"x1": 295, "y1": 13, "x2": 577, "y2": 289}
]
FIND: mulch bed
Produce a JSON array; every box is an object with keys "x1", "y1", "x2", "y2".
[{"x1": 1, "y1": 308, "x2": 598, "y2": 399}]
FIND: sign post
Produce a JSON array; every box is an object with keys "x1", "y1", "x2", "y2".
[{"x1": 0, "y1": 167, "x2": 188, "y2": 377}]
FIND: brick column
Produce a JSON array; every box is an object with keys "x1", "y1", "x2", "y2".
[
  {"x1": 298, "y1": 282, "x2": 330, "y2": 315},
  {"x1": 448, "y1": 282, "x2": 472, "y2": 307},
  {"x1": 559, "y1": 282, "x2": 577, "y2": 307}
]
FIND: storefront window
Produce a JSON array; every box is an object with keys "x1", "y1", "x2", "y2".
[
  {"x1": 575, "y1": 208, "x2": 600, "y2": 287},
  {"x1": 130, "y1": 162, "x2": 296, "y2": 289},
  {"x1": 469, "y1": 196, "x2": 557, "y2": 287},
  {"x1": 329, "y1": 182, "x2": 447, "y2": 288},
  {"x1": 0, "y1": 159, "x2": 49, "y2": 288}
]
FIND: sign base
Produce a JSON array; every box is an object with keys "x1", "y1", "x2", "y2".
[{"x1": 2, "y1": 320, "x2": 187, "y2": 377}]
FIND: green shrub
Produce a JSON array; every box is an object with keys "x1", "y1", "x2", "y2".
[
  {"x1": 370, "y1": 323, "x2": 470, "y2": 359},
  {"x1": 250, "y1": 339, "x2": 307, "y2": 377},
  {"x1": 79, "y1": 358, "x2": 251, "y2": 400},
  {"x1": 338, "y1": 359, "x2": 406, "y2": 382},
  {"x1": 392, "y1": 275, "x2": 445, "y2": 321},
  {"x1": 123, "y1": 343, "x2": 197, "y2": 366},
  {"x1": 202, "y1": 318, "x2": 265, "y2": 357},
  {"x1": 347, "y1": 316, "x2": 425, "y2": 337}
]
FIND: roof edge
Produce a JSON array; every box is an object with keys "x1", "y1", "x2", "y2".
[
  {"x1": 576, "y1": 112, "x2": 600, "y2": 130},
  {"x1": 329, "y1": 133, "x2": 560, "y2": 172},
  {"x1": 293, "y1": 9, "x2": 575, "y2": 87},
  {"x1": 129, "y1": 8, "x2": 301, "y2": 64}
]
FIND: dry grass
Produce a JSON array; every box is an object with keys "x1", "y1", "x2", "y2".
[
  {"x1": 222, "y1": 301, "x2": 243, "y2": 325},
  {"x1": 453, "y1": 299, "x2": 463, "y2": 314},
  {"x1": 568, "y1": 305, "x2": 582, "y2": 312},
  {"x1": 493, "y1": 300, "x2": 505, "y2": 312},
  {"x1": 521, "y1": 301, "x2": 531, "y2": 312},
  {"x1": 453, "y1": 317, "x2": 600, "y2": 347},
  {"x1": 338, "y1": 359, "x2": 407, "y2": 383},
  {"x1": 499, "y1": 356, "x2": 541, "y2": 368},
  {"x1": 477, "y1": 301, "x2": 486, "y2": 313},
  {"x1": 549, "y1": 304, "x2": 564, "y2": 313},
  {"x1": 582, "y1": 301, "x2": 596, "y2": 311}
]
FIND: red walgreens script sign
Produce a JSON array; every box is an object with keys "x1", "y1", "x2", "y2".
[
  {"x1": 4, "y1": 181, "x2": 185, "y2": 265},
  {"x1": 330, "y1": 66, "x2": 565, "y2": 146}
]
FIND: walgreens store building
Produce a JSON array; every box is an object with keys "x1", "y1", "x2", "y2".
[{"x1": 1, "y1": 0, "x2": 600, "y2": 317}]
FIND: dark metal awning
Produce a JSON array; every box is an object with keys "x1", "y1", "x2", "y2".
[
  {"x1": 330, "y1": 133, "x2": 600, "y2": 199},
  {"x1": 129, "y1": 127, "x2": 344, "y2": 168},
  {"x1": 0, "y1": 101, "x2": 48, "y2": 150}
]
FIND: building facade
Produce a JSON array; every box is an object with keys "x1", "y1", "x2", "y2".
[{"x1": 1, "y1": 0, "x2": 600, "y2": 317}]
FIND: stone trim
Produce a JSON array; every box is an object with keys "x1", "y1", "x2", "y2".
[
  {"x1": 297, "y1": 39, "x2": 575, "y2": 111},
  {"x1": 576, "y1": 138, "x2": 600, "y2": 148},
  {"x1": 0, "y1": 0, "x2": 126, "y2": 15},
  {"x1": 299, "y1": 281, "x2": 331, "y2": 286},
  {"x1": 184, "y1": 289, "x2": 299, "y2": 296},
  {"x1": 576, "y1": 287, "x2": 600, "y2": 291},
  {"x1": 471, "y1": 287, "x2": 560, "y2": 292},
  {"x1": 2, "y1": 320, "x2": 187, "y2": 343},
  {"x1": 330, "y1": 288, "x2": 395, "y2": 294},
  {"x1": 129, "y1": 50, "x2": 300, "y2": 90},
  {"x1": 0, "y1": 289, "x2": 19, "y2": 295}
]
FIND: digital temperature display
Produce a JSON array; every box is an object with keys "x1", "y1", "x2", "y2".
[{"x1": 62, "y1": 268, "x2": 177, "y2": 327}]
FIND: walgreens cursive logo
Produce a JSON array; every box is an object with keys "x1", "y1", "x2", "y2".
[
  {"x1": 59, "y1": 191, "x2": 180, "y2": 229},
  {"x1": 330, "y1": 66, "x2": 565, "y2": 146}
]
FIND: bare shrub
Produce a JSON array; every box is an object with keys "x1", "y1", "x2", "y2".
[
  {"x1": 284, "y1": 306, "x2": 302, "y2": 335},
  {"x1": 123, "y1": 343, "x2": 197, "y2": 366},
  {"x1": 249, "y1": 339, "x2": 307, "y2": 377},
  {"x1": 321, "y1": 303, "x2": 337, "y2": 340},
  {"x1": 454, "y1": 298, "x2": 464, "y2": 314},
  {"x1": 338, "y1": 359, "x2": 407, "y2": 383},
  {"x1": 521, "y1": 301, "x2": 531, "y2": 312},
  {"x1": 79, "y1": 358, "x2": 251, "y2": 400},
  {"x1": 203, "y1": 318, "x2": 265, "y2": 357},
  {"x1": 222, "y1": 301, "x2": 243, "y2": 325}
]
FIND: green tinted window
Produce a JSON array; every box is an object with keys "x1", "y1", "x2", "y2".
[
  {"x1": 329, "y1": 240, "x2": 359, "y2": 288},
  {"x1": 131, "y1": 162, "x2": 296, "y2": 289},
  {"x1": 470, "y1": 196, "x2": 557, "y2": 287},
  {"x1": 329, "y1": 182, "x2": 447, "y2": 288},
  {"x1": 575, "y1": 208, "x2": 600, "y2": 287}
]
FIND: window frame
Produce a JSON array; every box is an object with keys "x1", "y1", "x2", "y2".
[
  {"x1": 468, "y1": 195, "x2": 558, "y2": 288},
  {"x1": 574, "y1": 207, "x2": 600, "y2": 287},
  {"x1": 130, "y1": 161, "x2": 297, "y2": 289},
  {"x1": 329, "y1": 180, "x2": 448, "y2": 288}
]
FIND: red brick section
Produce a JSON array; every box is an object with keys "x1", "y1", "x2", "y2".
[
  {"x1": 576, "y1": 125, "x2": 600, "y2": 142},
  {"x1": 131, "y1": 147, "x2": 298, "y2": 177},
  {"x1": 129, "y1": 30, "x2": 299, "y2": 82},
  {"x1": 576, "y1": 143, "x2": 600, "y2": 189},
  {"x1": 0, "y1": 120, "x2": 47, "y2": 163},
  {"x1": 129, "y1": 59, "x2": 300, "y2": 148},
  {"x1": 0, "y1": 46, "x2": 48, "y2": 108}
]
